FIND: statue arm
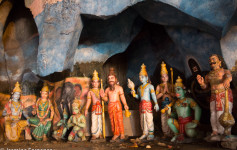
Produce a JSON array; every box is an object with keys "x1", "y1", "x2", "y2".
[
  {"x1": 224, "y1": 70, "x2": 232, "y2": 83},
  {"x1": 156, "y1": 85, "x2": 163, "y2": 101},
  {"x1": 190, "y1": 99, "x2": 201, "y2": 123},
  {"x1": 77, "y1": 116, "x2": 86, "y2": 128},
  {"x1": 102, "y1": 89, "x2": 109, "y2": 102},
  {"x1": 49, "y1": 102, "x2": 54, "y2": 121},
  {"x1": 67, "y1": 117, "x2": 73, "y2": 128},
  {"x1": 119, "y1": 87, "x2": 129, "y2": 110},
  {"x1": 150, "y1": 85, "x2": 158, "y2": 105},
  {"x1": 85, "y1": 91, "x2": 92, "y2": 110}
]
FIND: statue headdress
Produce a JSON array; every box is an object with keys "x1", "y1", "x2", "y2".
[
  {"x1": 139, "y1": 63, "x2": 148, "y2": 76},
  {"x1": 13, "y1": 82, "x2": 21, "y2": 93},
  {"x1": 72, "y1": 99, "x2": 80, "y2": 108},
  {"x1": 161, "y1": 61, "x2": 168, "y2": 75},
  {"x1": 41, "y1": 82, "x2": 49, "y2": 92},
  {"x1": 92, "y1": 70, "x2": 100, "y2": 81},
  {"x1": 175, "y1": 76, "x2": 184, "y2": 88}
]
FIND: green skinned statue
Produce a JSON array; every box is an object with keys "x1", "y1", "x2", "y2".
[
  {"x1": 167, "y1": 76, "x2": 201, "y2": 142},
  {"x1": 53, "y1": 108, "x2": 68, "y2": 140},
  {"x1": 67, "y1": 99, "x2": 86, "y2": 142}
]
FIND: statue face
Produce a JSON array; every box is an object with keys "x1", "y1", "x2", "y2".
[
  {"x1": 92, "y1": 80, "x2": 99, "y2": 88},
  {"x1": 161, "y1": 74, "x2": 168, "y2": 82},
  {"x1": 12, "y1": 92, "x2": 20, "y2": 101},
  {"x1": 72, "y1": 106, "x2": 80, "y2": 114},
  {"x1": 209, "y1": 55, "x2": 221, "y2": 70},
  {"x1": 175, "y1": 86, "x2": 185, "y2": 99},
  {"x1": 139, "y1": 75, "x2": 148, "y2": 84},
  {"x1": 41, "y1": 91, "x2": 48, "y2": 99},
  {"x1": 108, "y1": 75, "x2": 116, "y2": 85}
]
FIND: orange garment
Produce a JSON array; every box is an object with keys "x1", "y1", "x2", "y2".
[{"x1": 108, "y1": 101, "x2": 124, "y2": 136}]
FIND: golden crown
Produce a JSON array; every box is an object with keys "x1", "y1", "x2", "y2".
[
  {"x1": 41, "y1": 82, "x2": 49, "y2": 92},
  {"x1": 92, "y1": 70, "x2": 100, "y2": 81},
  {"x1": 161, "y1": 61, "x2": 168, "y2": 75},
  {"x1": 139, "y1": 63, "x2": 148, "y2": 76},
  {"x1": 175, "y1": 76, "x2": 184, "y2": 88},
  {"x1": 13, "y1": 82, "x2": 21, "y2": 93},
  {"x1": 72, "y1": 99, "x2": 80, "y2": 108}
]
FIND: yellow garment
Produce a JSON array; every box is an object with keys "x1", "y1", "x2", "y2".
[
  {"x1": 5, "y1": 118, "x2": 28, "y2": 142},
  {"x1": 172, "y1": 119, "x2": 179, "y2": 130}
]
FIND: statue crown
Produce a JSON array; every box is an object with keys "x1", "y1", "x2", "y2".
[
  {"x1": 92, "y1": 70, "x2": 100, "y2": 81},
  {"x1": 41, "y1": 82, "x2": 49, "y2": 92},
  {"x1": 139, "y1": 63, "x2": 148, "y2": 76},
  {"x1": 175, "y1": 76, "x2": 184, "y2": 88},
  {"x1": 72, "y1": 99, "x2": 80, "y2": 108},
  {"x1": 161, "y1": 61, "x2": 168, "y2": 75},
  {"x1": 13, "y1": 82, "x2": 21, "y2": 93}
]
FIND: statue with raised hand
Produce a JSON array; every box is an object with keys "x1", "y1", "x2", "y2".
[{"x1": 128, "y1": 64, "x2": 159, "y2": 141}]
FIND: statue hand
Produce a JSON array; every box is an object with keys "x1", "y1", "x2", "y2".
[
  {"x1": 196, "y1": 75, "x2": 204, "y2": 85},
  {"x1": 154, "y1": 104, "x2": 159, "y2": 112},
  {"x1": 100, "y1": 89, "x2": 105, "y2": 98},
  {"x1": 223, "y1": 79, "x2": 230, "y2": 89},
  {"x1": 124, "y1": 105, "x2": 129, "y2": 110},
  {"x1": 186, "y1": 122, "x2": 197, "y2": 129}
]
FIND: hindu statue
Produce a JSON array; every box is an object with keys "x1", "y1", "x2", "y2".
[
  {"x1": 167, "y1": 76, "x2": 201, "y2": 142},
  {"x1": 2, "y1": 82, "x2": 31, "y2": 141},
  {"x1": 128, "y1": 64, "x2": 159, "y2": 141},
  {"x1": 53, "y1": 108, "x2": 68, "y2": 140},
  {"x1": 156, "y1": 62, "x2": 175, "y2": 138},
  {"x1": 197, "y1": 54, "x2": 234, "y2": 139},
  {"x1": 28, "y1": 84, "x2": 54, "y2": 141},
  {"x1": 85, "y1": 70, "x2": 104, "y2": 141},
  {"x1": 101, "y1": 67, "x2": 129, "y2": 142},
  {"x1": 67, "y1": 99, "x2": 86, "y2": 142}
]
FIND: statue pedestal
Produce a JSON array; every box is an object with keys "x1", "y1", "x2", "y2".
[{"x1": 85, "y1": 110, "x2": 142, "y2": 136}]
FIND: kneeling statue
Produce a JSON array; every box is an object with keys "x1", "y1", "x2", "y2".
[{"x1": 167, "y1": 77, "x2": 201, "y2": 142}]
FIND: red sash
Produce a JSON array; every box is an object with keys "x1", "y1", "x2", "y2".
[
  {"x1": 91, "y1": 101, "x2": 102, "y2": 115},
  {"x1": 139, "y1": 100, "x2": 152, "y2": 113},
  {"x1": 210, "y1": 89, "x2": 233, "y2": 111},
  {"x1": 178, "y1": 116, "x2": 192, "y2": 134}
]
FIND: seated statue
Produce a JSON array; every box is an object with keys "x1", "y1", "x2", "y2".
[
  {"x1": 67, "y1": 99, "x2": 86, "y2": 142},
  {"x1": 28, "y1": 84, "x2": 54, "y2": 141},
  {"x1": 53, "y1": 108, "x2": 68, "y2": 140},
  {"x1": 2, "y1": 82, "x2": 31, "y2": 141},
  {"x1": 167, "y1": 77, "x2": 201, "y2": 142}
]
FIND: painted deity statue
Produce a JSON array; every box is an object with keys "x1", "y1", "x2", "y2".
[
  {"x1": 85, "y1": 70, "x2": 103, "y2": 141},
  {"x1": 156, "y1": 62, "x2": 175, "y2": 138},
  {"x1": 2, "y1": 82, "x2": 31, "y2": 141},
  {"x1": 167, "y1": 77, "x2": 201, "y2": 142},
  {"x1": 29, "y1": 84, "x2": 54, "y2": 141},
  {"x1": 101, "y1": 68, "x2": 129, "y2": 142},
  {"x1": 128, "y1": 64, "x2": 159, "y2": 141},
  {"x1": 53, "y1": 108, "x2": 68, "y2": 140},
  {"x1": 67, "y1": 99, "x2": 86, "y2": 142},
  {"x1": 197, "y1": 54, "x2": 234, "y2": 137}
]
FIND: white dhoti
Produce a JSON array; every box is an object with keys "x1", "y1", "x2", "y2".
[
  {"x1": 161, "y1": 112, "x2": 172, "y2": 137},
  {"x1": 139, "y1": 100, "x2": 154, "y2": 135},
  {"x1": 140, "y1": 112, "x2": 154, "y2": 135},
  {"x1": 210, "y1": 100, "x2": 233, "y2": 135},
  {"x1": 91, "y1": 112, "x2": 102, "y2": 137}
]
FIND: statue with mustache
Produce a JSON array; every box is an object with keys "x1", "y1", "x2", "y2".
[{"x1": 197, "y1": 54, "x2": 233, "y2": 140}]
